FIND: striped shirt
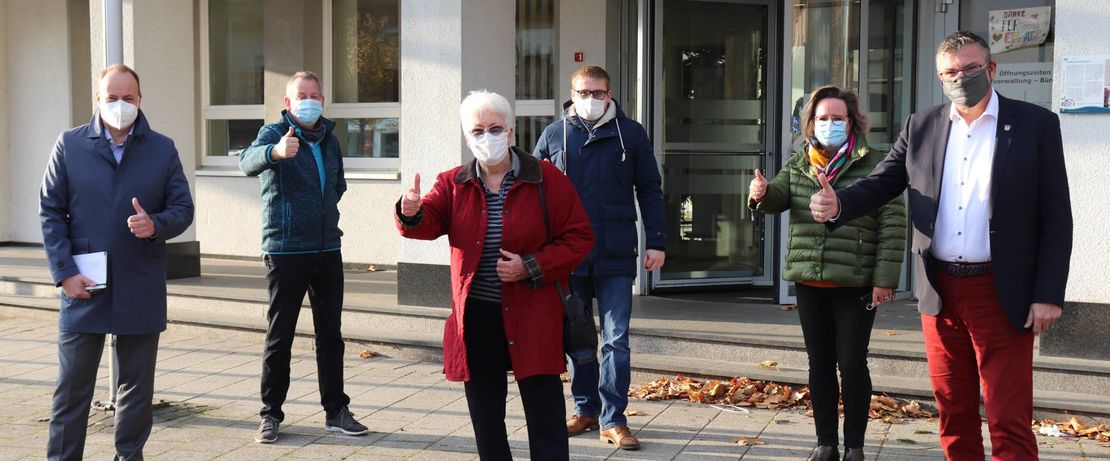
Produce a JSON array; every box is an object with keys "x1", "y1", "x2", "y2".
[{"x1": 469, "y1": 157, "x2": 520, "y2": 303}]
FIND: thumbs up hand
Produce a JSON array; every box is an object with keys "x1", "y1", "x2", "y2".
[
  {"x1": 270, "y1": 127, "x2": 299, "y2": 161},
  {"x1": 400, "y1": 173, "x2": 423, "y2": 217},
  {"x1": 128, "y1": 197, "x2": 156, "y2": 238},
  {"x1": 809, "y1": 172, "x2": 840, "y2": 223},
  {"x1": 749, "y1": 169, "x2": 768, "y2": 202}
]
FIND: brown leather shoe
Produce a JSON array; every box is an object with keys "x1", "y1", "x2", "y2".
[
  {"x1": 566, "y1": 414, "x2": 599, "y2": 436},
  {"x1": 600, "y1": 425, "x2": 640, "y2": 450}
]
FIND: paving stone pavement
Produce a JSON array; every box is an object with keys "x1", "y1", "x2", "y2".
[{"x1": 0, "y1": 312, "x2": 1106, "y2": 460}]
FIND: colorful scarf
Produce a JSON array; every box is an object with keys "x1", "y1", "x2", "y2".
[{"x1": 808, "y1": 134, "x2": 855, "y2": 183}]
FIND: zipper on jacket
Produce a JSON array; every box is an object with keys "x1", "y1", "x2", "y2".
[{"x1": 857, "y1": 230, "x2": 864, "y2": 274}]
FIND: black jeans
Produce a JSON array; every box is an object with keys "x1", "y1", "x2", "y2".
[
  {"x1": 795, "y1": 284, "x2": 877, "y2": 449},
  {"x1": 463, "y1": 298, "x2": 569, "y2": 461},
  {"x1": 260, "y1": 251, "x2": 350, "y2": 421}
]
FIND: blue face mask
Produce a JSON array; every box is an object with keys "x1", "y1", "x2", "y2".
[
  {"x1": 292, "y1": 98, "x2": 323, "y2": 126},
  {"x1": 814, "y1": 119, "x2": 849, "y2": 148}
]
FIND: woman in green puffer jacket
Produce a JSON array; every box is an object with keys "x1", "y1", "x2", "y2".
[{"x1": 749, "y1": 86, "x2": 906, "y2": 461}]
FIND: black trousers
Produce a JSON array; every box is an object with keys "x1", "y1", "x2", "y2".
[
  {"x1": 48, "y1": 332, "x2": 159, "y2": 461},
  {"x1": 463, "y1": 298, "x2": 569, "y2": 461},
  {"x1": 795, "y1": 284, "x2": 877, "y2": 449},
  {"x1": 260, "y1": 251, "x2": 350, "y2": 421}
]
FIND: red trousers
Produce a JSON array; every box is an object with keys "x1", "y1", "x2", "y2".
[{"x1": 922, "y1": 269, "x2": 1036, "y2": 461}]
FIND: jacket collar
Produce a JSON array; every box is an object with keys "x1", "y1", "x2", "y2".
[
  {"x1": 84, "y1": 109, "x2": 152, "y2": 139},
  {"x1": 455, "y1": 146, "x2": 542, "y2": 185}
]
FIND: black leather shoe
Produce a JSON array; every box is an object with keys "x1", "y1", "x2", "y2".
[
  {"x1": 812, "y1": 445, "x2": 839, "y2": 461},
  {"x1": 843, "y1": 447, "x2": 864, "y2": 461}
]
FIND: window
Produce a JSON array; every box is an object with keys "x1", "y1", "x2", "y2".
[
  {"x1": 202, "y1": 0, "x2": 265, "y2": 164},
  {"x1": 515, "y1": 0, "x2": 557, "y2": 151},
  {"x1": 326, "y1": 0, "x2": 400, "y2": 168}
]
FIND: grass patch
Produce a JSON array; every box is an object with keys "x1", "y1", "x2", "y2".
[
  {"x1": 897, "y1": 438, "x2": 918, "y2": 445},
  {"x1": 914, "y1": 429, "x2": 934, "y2": 435}
]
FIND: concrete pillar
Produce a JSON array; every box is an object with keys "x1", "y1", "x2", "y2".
[
  {"x1": 1039, "y1": 0, "x2": 1110, "y2": 360},
  {"x1": 395, "y1": 0, "x2": 517, "y2": 307},
  {"x1": 7, "y1": 0, "x2": 71, "y2": 243},
  {"x1": 0, "y1": 1, "x2": 9, "y2": 241},
  {"x1": 557, "y1": 0, "x2": 608, "y2": 99},
  {"x1": 90, "y1": 0, "x2": 201, "y2": 276}
]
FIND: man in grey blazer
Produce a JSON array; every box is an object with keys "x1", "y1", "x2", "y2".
[{"x1": 39, "y1": 64, "x2": 194, "y2": 461}]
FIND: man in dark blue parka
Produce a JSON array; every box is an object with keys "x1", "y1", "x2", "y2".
[
  {"x1": 40, "y1": 64, "x2": 194, "y2": 460},
  {"x1": 533, "y1": 65, "x2": 666, "y2": 450}
]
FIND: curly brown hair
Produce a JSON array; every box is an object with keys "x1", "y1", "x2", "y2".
[{"x1": 801, "y1": 86, "x2": 869, "y2": 138}]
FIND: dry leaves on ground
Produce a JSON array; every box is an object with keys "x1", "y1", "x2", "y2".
[
  {"x1": 629, "y1": 374, "x2": 936, "y2": 421},
  {"x1": 1033, "y1": 417, "x2": 1110, "y2": 442},
  {"x1": 732, "y1": 436, "x2": 766, "y2": 446},
  {"x1": 623, "y1": 409, "x2": 647, "y2": 416},
  {"x1": 358, "y1": 349, "x2": 379, "y2": 358},
  {"x1": 884, "y1": 330, "x2": 901, "y2": 336}
]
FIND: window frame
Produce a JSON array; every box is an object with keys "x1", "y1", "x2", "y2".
[
  {"x1": 199, "y1": 0, "x2": 266, "y2": 169},
  {"x1": 322, "y1": 0, "x2": 401, "y2": 171}
]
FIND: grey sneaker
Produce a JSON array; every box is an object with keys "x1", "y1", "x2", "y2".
[
  {"x1": 324, "y1": 406, "x2": 369, "y2": 436},
  {"x1": 255, "y1": 415, "x2": 279, "y2": 443}
]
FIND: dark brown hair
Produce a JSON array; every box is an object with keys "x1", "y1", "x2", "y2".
[
  {"x1": 937, "y1": 31, "x2": 992, "y2": 63},
  {"x1": 97, "y1": 63, "x2": 141, "y2": 96},
  {"x1": 801, "y1": 86, "x2": 868, "y2": 138},
  {"x1": 570, "y1": 65, "x2": 610, "y2": 90}
]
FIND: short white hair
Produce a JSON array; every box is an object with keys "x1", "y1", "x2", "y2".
[{"x1": 459, "y1": 90, "x2": 514, "y2": 131}]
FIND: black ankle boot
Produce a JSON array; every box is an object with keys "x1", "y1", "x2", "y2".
[
  {"x1": 812, "y1": 445, "x2": 839, "y2": 461},
  {"x1": 843, "y1": 447, "x2": 864, "y2": 461}
]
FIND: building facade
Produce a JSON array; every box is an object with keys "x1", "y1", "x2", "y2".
[{"x1": 0, "y1": 0, "x2": 1105, "y2": 356}]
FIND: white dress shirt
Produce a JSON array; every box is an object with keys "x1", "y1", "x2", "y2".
[{"x1": 933, "y1": 90, "x2": 999, "y2": 263}]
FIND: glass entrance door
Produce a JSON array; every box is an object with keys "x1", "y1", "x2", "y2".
[{"x1": 652, "y1": 0, "x2": 776, "y2": 288}]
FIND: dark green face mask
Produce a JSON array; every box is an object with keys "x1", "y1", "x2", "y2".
[{"x1": 942, "y1": 70, "x2": 991, "y2": 108}]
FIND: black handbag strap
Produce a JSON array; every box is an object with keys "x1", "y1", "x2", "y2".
[{"x1": 535, "y1": 180, "x2": 572, "y2": 303}]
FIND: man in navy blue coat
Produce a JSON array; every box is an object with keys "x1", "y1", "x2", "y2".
[
  {"x1": 39, "y1": 64, "x2": 194, "y2": 461},
  {"x1": 533, "y1": 65, "x2": 666, "y2": 451}
]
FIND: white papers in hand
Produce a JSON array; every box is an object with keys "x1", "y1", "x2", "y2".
[{"x1": 73, "y1": 251, "x2": 108, "y2": 289}]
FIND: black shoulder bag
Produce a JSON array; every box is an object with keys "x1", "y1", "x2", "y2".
[{"x1": 536, "y1": 180, "x2": 598, "y2": 365}]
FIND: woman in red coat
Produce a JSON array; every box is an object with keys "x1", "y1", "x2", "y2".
[{"x1": 395, "y1": 90, "x2": 594, "y2": 460}]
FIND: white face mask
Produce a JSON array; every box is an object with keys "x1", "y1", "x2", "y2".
[
  {"x1": 99, "y1": 100, "x2": 138, "y2": 130},
  {"x1": 470, "y1": 132, "x2": 509, "y2": 165},
  {"x1": 574, "y1": 97, "x2": 607, "y2": 121}
]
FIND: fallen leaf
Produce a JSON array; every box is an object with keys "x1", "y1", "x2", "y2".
[
  {"x1": 358, "y1": 349, "x2": 379, "y2": 358},
  {"x1": 365, "y1": 265, "x2": 379, "y2": 272},
  {"x1": 882, "y1": 416, "x2": 903, "y2": 424},
  {"x1": 1069, "y1": 416, "x2": 1087, "y2": 432},
  {"x1": 884, "y1": 330, "x2": 901, "y2": 336},
  {"x1": 732, "y1": 436, "x2": 766, "y2": 446},
  {"x1": 780, "y1": 304, "x2": 797, "y2": 311},
  {"x1": 757, "y1": 360, "x2": 779, "y2": 369},
  {"x1": 623, "y1": 409, "x2": 646, "y2": 416}
]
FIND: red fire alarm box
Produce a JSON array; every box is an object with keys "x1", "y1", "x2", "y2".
[{"x1": 574, "y1": 52, "x2": 584, "y2": 62}]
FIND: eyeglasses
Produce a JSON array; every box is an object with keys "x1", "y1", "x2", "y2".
[
  {"x1": 815, "y1": 116, "x2": 848, "y2": 125},
  {"x1": 573, "y1": 89, "x2": 609, "y2": 100},
  {"x1": 938, "y1": 63, "x2": 987, "y2": 81},
  {"x1": 470, "y1": 126, "x2": 506, "y2": 137}
]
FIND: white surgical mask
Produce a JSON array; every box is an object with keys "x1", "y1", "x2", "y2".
[
  {"x1": 470, "y1": 132, "x2": 509, "y2": 165},
  {"x1": 574, "y1": 97, "x2": 607, "y2": 121},
  {"x1": 99, "y1": 100, "x2": 138, "y2": 130}
]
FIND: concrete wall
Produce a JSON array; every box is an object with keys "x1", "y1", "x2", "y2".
[
  {"x1": 7, "y1": 0, "x2": 72, "y2": 243},
  {"x1": 130, "y1": 0, "x2": 198, "y2": 242},
  {"x1": 0, "y1": 2, "x2": 9, "y2": 241},
  {"x1": 1053, "y1": 0, "x2": 1110, "y2": 304},
  {"x1": 556, "y1": 0, "x2": 607, "y2": 98}
]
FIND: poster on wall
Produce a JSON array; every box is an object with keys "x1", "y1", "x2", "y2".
[
  {"x1": 1059, "y1": 55, "x2": 1110, "y2": 114},
  {"x1": 988, "y1": 7, "x2": 1052, "y2": 54},
  {"x1": 994, "y1": 62, "x2": 1054, "y2": 110}
]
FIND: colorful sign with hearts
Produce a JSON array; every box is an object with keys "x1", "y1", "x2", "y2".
[{"x1": 989, "y1": 7, "x2": 1052, "y2": 54}]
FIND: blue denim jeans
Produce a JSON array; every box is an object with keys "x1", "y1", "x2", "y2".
[{"x1": 567, "y1": 274, "x2": 634, "y2": 430}]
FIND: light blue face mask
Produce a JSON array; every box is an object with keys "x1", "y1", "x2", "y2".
[
  {"x1": 814, "y1": 119, "x2": 849, "y2": 148},
  {"x1": 292, "y1": 99, "x2": 323, "y2": 126}
]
